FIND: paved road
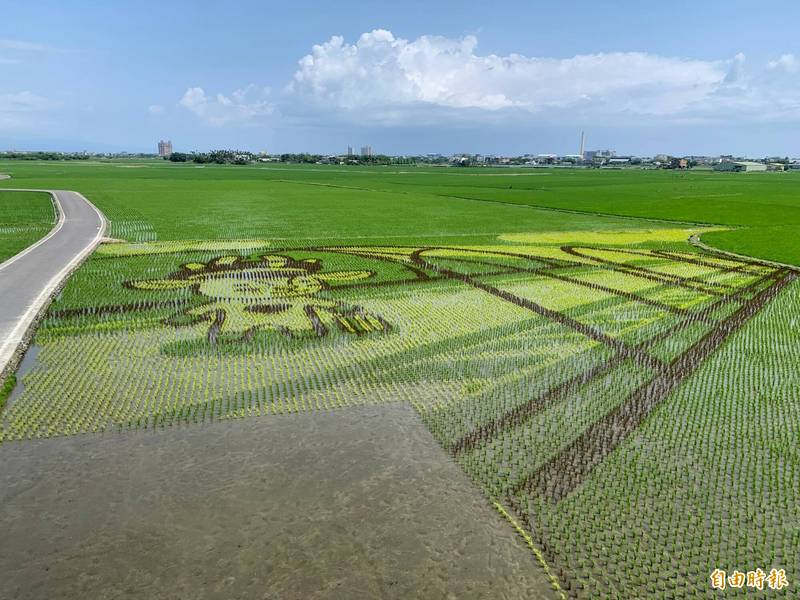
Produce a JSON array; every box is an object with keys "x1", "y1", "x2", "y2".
[{"x1": 0, "y1": 189, "x2": 106, "y2": 375}]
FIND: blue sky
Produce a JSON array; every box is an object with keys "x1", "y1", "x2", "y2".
[{"x1": 2, "y1": 1, "x2": 800, "y2": 156}]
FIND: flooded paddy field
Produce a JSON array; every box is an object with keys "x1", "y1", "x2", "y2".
[{"x1": 0, "y1": 403, "x2": 554, "y2": 600}]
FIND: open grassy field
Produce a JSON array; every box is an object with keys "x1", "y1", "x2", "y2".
[
  {"x1": 2, "y1": 161, "x2": 800, "y2": 264},
  {"x1": 1, "y1": 160, "x2": 798, "y2": 598},
  {"x1": 0, "y1": 190, "x2": 55, "y2": 263}
]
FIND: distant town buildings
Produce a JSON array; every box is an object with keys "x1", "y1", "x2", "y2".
[
  {"x1": 157, "y1": 140, "x2": 173, "y2": 157},
  {"x1": 713, "y1": 161, "x2": 767, "y2": 173},
  {"x1": 583, "y1": 149, "x2": 615, "y2": 162},
  {"x1": 137, "y1": 142, "x2": 797, "y2": 171},
  {"x1": 606, "y1": 156, "x2": 632, "y2": 166},
  {"x1": 345, "y1": 145, "x2": 374, "y2": 158}
]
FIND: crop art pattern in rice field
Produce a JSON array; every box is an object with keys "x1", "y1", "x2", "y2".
[
  {"x1": 2, "y1": 226, "x2": 798, "y2": 598},
  {"x1": 125, "y1": 254, "x2": 390, "y2": 341}
]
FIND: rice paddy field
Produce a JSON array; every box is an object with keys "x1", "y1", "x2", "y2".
[
  {"x1": 0, "y1": 190, "x2": 55, "y2": 263},
  {"x1": 1, "y1": 161, "x2": 799, "y2": 598}
]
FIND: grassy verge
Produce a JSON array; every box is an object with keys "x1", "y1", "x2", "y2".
[{"x1": 0, "y1": 374, "x2": 17, "y2": 412}]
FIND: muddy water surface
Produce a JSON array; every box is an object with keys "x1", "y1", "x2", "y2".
[
  {"x1": 3, "y1": 344, "x2": 40, "y2": 411},
  {"x1": 0, "y1": 403, "x2": 554, "y2": 600}
]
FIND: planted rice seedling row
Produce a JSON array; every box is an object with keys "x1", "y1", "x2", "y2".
[{"x1": 1, "y1": 214, "x2": 795, "y2": 599}]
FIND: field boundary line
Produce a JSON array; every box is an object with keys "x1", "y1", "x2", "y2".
[
  {"x1": 689, "y1": 233, "x2": 800, "y2": 272},
  {"x1": 491, "y1": 499, "x2": 569, "y2": 600},
  {"x1": 434, "y1": 192, "x2": 720, "y2": 227},
  {"x1": 0, "y1": 188, "x2": 64, "y2": 272},
  {"x1": 410, "y1": 248, "x2": 664, "y2": 370},
  {"x1": 520, "y1": 268, "x2": 795, "y2": 502}
]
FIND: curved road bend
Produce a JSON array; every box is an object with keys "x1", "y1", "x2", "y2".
[{"x1": 0, "y1": 190, "x2": 106, "y2": 375}]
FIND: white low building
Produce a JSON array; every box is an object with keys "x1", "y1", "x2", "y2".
[{"x1": 713, "y1": 161, "x2": 767, "y2": 172}]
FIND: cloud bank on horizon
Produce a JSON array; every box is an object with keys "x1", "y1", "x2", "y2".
[{"x1": 177, "y1": 29, "x2": 800, "y2": 130}]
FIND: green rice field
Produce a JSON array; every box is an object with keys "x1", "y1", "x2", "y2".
[
  {"x1": 1, "y1": 160, "x2": 798, "y2": 598},
  {"x1": 0, "y1": 190, "x2": 55, "y2": 263}
]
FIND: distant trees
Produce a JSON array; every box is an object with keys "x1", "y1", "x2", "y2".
[
  {"x1": 0, "y1": 151, "x2": 90, "y2": 160},
  {"x1": 279, "y1": 153, "x2": 321, "y2": 163},
  {"x1": 167, "y1": 150, "x2": 332, "y2": 165},
  {"x1": 359, "y1": 154, "x2": 394, "y2": 165},
  {"x1": 186, "y1": 150, "x2": 256, "y2": 164}
]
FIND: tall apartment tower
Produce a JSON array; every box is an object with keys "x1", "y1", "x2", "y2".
[
  {"x1": 579, "y1": 131, "x2": 586, "y2": 159},
  {"x1": 360, "y1": 145, "x2": 373, "y2": 157},
  {"x1": 347, "y1": 146, "x2": 354, "y2": 157},
  {"x1": 158, "y1": 140, "x2": 173, "y2": 157}
]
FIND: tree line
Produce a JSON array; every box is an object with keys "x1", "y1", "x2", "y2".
[{"x1": 168, "y1": 150, "x2": 414, "y2": 165}]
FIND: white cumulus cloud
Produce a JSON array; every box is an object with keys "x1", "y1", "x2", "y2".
[
  {"x1": 178, "y1": 85, "x2": 273, "y2": 126},
  {"x1": 287, "y1": 30, "x2": 800, "y2": 125},
  {"x1": 289, "y1": 30, "x2": 728, "y2": 119},
  {"x1": 768, "y1": 53, "x2": 800, "y2": 73}
]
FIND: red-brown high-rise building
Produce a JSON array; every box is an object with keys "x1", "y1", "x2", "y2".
[{"x1": 158, "y1": 140, "x2": 173, "y2": 157}]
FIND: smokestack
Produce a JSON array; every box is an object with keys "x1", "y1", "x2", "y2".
[{"x1": 579, "y1": 131, "x2": 586, "y2": 159}]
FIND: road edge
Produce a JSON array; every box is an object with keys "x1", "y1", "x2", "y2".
[
  {"x1": 0, "y1": 189, "x2": 64, "y2": 272},
  {"x1": 0, "y1": 190, "x2": 107, "y2": 388}
]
